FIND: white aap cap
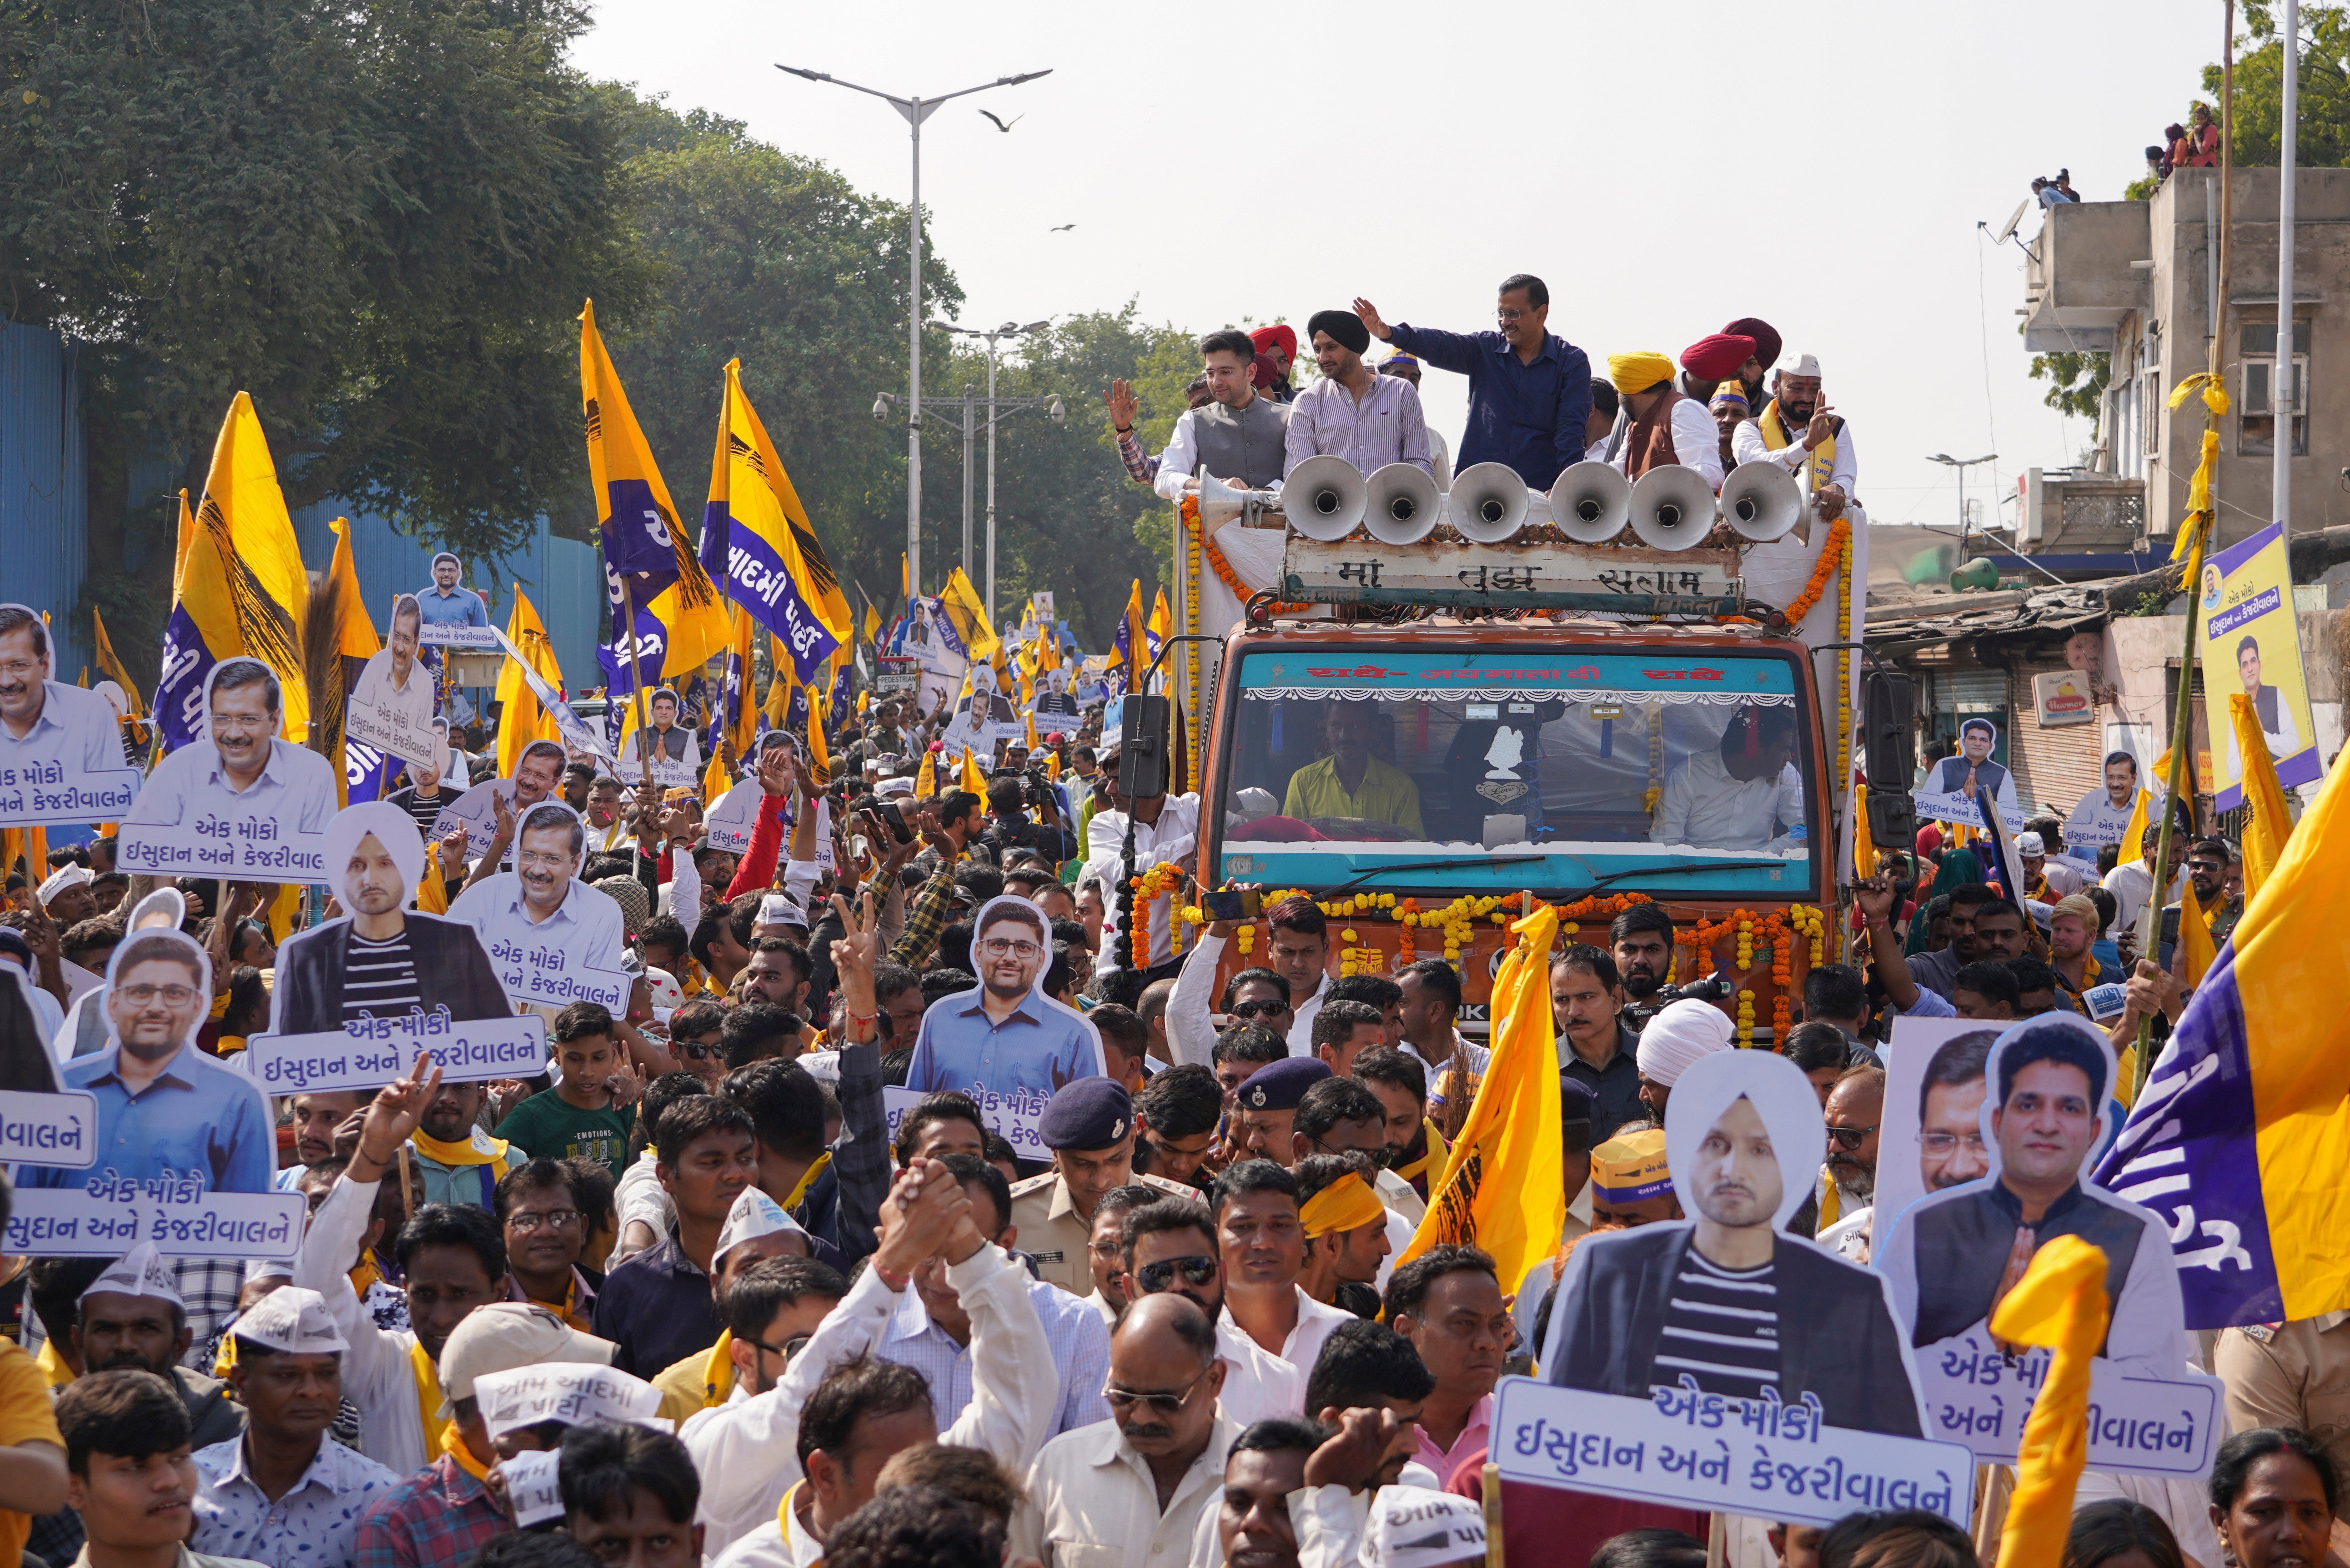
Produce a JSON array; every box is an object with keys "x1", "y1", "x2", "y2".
[
  {"x1": 1362, "y1": 1486, "x2": 1487, "y2": 1568},
  {"x1": 473, "y1": 1362, "x2": 668, "y2": 1442},
  {"x1": 500, "y1": 1448, "x2": 567, "y2": 1527},
  {"x1": 37, "y1": 864, "x2": 92, "y2": 905},
  {"x1": 231, "y1": 1286, "x2": 348, "y2": 1356},
  {"x1": 645, "y1": 966, "x2": 684, "y2": 1010},
  {"x1": 2015, "y1": 831, "x2": 2046, "y2": 856},
  {"x1": 80, "y1": 1242, "x2": 184, "y2": 1312},
  {"x1": 757, "y1": 891, "x2": 808, "y2": 929},
  {"x1": 1783, "y1": 352, "x2": 1823, "y2": 379},
  {"x1": 714, "y1": 1186, "x2": 804, "y2": 1268}
]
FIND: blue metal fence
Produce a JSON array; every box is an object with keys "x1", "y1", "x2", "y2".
[
  {"x1": 0, "y1": 322, "x2": 90, "y2": 679},
  {"x1": 0, "y1": 317, "x2": 604, "y2": 695}
]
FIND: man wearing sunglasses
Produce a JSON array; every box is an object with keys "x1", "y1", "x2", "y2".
[
  {"x1": 664, "y1": 999, "x2": 728, "y2": 1094},
  {"x1": 1119, "y1": 1197, "x2": 1304, "y2": 1427},
  {"x1": 1814, "y1": 1065, "x2": 1883, "y2": 1256},
  {"x1": 1292, "y1": 1077, "x2": 1426, "y2": 1234},
  {"x1": 1009, "y1": 1080, "x2": 1193, "y2": 1296},
  {"x1": 1022, "y1": 1293, "x2": 1235, "y2": 1567},
  {"x1": 904, "y1": 900, "x2": 1103, "y2": 1099}
]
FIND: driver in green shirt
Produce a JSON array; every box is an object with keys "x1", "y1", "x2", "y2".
[{"x1": 1283, "y1": 702, "x2": 1426, "y2": 837}]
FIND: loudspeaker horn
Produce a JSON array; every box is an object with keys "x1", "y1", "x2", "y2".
[
  {"x1": 1280, "y1": 456, "x2": 1367, "y2": 541},
  {"x1": 1546, "y1": 461, "x2": 1632, "y2": 544},
  {"x1": 1718, "y1": 462, "x2": 1803, "y2": 543},
  {"x1": 1362, "y1": 462, "x2": 1443, "y2": 544},
  {"x1": 1627, "y1": 464, "x2": 1719, "y2": 552},
  {"x1": 1196, "y1": 473, "x2": 1269, "y2": 528},
  {"x1": 1446, "y1": 462, "x2": 1530, "y2": 543}
]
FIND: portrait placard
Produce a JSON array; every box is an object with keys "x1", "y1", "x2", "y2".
[
  {"x1": 1916, "y1": 1328, "x2": 2221, "y2": 1473},
  {"x1": 118, "y1": 658, "x2": 334, "y2": 883},
  {"x1": 345, "y1": 595, "x2": 443, "y2": 766},
  {"x1": 4, "y1": 1180, "x2": 305, "y2": 1260},
  {"x1": 0, "y1": 602, "x2": 143, "y2": 826},
  {"x1": 884, "y1": 1084, "x2": 1048, "y2": 1164},
  {"x1": 445, "y1": 800, "x2": 630, "y2": 1012},
  {"x1": 902, "y1": 895, "x2": 1103, "y2": 1104}
]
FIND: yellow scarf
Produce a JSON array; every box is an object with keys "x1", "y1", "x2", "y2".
[
  {"x1": 780, "y1": 1151, "x2": 832, "y2": 1215},
  {"x1": 411, "y1": 1341, "x2": 451, "y2": 1461},
  {"x1": 1391, "y1": 1119, "x2": 1450, "y2": 1186},
  {"x1": 527, "y1": 1273, "x2": 593, "y2": 1334},
  {"x1": 1818, "y1": 1165, "x2": 1842, "y2": 1226},
  {"x1": 216, "y1": 1036, "x2": 246, "y2": 1055},
  {"x1": 442, "y1": 1419, "x2": 492, "y2": 1484},
  {"x1": 350, "y1": 1256, "x2": 386, "y2": 1298},
  {"x1": 1759, "y1": 400, "x2": 1838, "y2": 495},
  {"x1": 778, "y1": 1480, "x2": 822, "y2": 1566},
  {"x1": 411, "y1": 1128, "x2": 512, "y2": 1172},
  {"x1": 698, "y1": 1330, "x2": 738, "y2": 1410}
]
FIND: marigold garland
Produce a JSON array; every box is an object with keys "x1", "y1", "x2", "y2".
[
  {"x1": 1782, "y1": 517, "x2": 1852, "y2": 625},
  {"x1": 1179, "y1": 498, "x2": 1310, "y2": 614}
]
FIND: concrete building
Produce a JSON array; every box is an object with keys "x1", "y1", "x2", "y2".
[{"x1": 2020, "y1": 165, "x2": 2350, "y2": 551}]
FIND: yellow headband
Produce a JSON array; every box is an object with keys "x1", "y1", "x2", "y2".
[{"x1": 1300, "y1": 1172, "x2": 1386, "y2": 1239}]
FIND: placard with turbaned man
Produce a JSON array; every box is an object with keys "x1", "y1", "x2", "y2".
[
  {"x1": 445, "y1": 798, "x2": 630, "y2": 1013},
  {"x1": 1506, "y1": 1048, "x2": 1975, "y2": 1528},
  {"x1": 8, "y1": 920, "x2": 304, "y2": 1259},
  {"x1": 1874, "y1": 1013, "x2": 2221, "y2": 1476},
  {"x1": 0, "y1": 602, "x2": 144, "y2": 826},
  {"x1": 116, "y1": 656, "x2": 339, "y2": 881},
  {"x1": 243, "y1": 801, "x2": 544, "y2": 1096},
  {"x1": 343, "y1": 593, "x2": 445, "y2": 769}
]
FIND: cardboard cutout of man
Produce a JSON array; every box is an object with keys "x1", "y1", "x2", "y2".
[
  {"x1": 626, "y1": 686, "x2": 701, "y2": 769},
  {"x1": 122, "y1": 657, "x2": 337, "y2": 839},
  {"x1": 20, "y1": 928, "x2": 274, "y2": 1193},
  {"x1": 1546, "y1": 1047, "x2": 1928, "y2": 1437},
  {"x1": 2065, "y1": 751, "x2": 2148, "y2": 852},
  {"x1": 1877, "y1": 1014, "x2": 2185, "y2": 1377},
  {"x1": 2219, "y1": 633, "x2": 2301, "y2": 787},
  {"x1": 0, "y1": 602, "x2": 131, "y2": 784},
  {"x1": 1924, "y1": 719, "x2": 2019, "y2": 821},
  {"x1": 415, "y1": 552, "x2": 489, "y2": 629},
  {"x1": 904, "y1": 894, "x2": 1105, "y2": 1099},
  {"x1": 432, "y1": 738, "x2": 568, "y2": 862},
  {"x1": 347, "y1": 594, "x2": 441, "y2": 764},
  {"x1": 271, "y1": 802, "x2": 512, "y2": 1033},
  {"x1": 445, "y1": 800, "x2": 628, "y2": 1006}
]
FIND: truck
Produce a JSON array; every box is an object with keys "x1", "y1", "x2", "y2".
[{"x1": 1123, "y1": 456, "x2": 1900, "y2": 1054}]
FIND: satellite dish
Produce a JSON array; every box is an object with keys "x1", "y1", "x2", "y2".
[{"x1": 1992, "y1": 197, "x2": 2030, "y2": 246}]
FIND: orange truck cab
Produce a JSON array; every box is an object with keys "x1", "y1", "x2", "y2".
[{"x1": 1175, "y1": 608, "x2": 1840, "y2": 1046}]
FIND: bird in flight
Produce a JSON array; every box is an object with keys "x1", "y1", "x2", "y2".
[
  {"x1": 979, "y1": 110, "x2": 1022, "y2": 132},
  {"x1": 1050, "y1": 223, "x2": 1075, "y2": 232}
]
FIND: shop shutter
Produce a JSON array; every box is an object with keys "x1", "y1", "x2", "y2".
[{"x1": 2008, "y1": 664, "x2": 2105, "y2": 821}]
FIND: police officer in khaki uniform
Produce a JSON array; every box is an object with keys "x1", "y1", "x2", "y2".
[{"x1": 1009, "y1": 1078, "x2": 1191, "y2": 1295}]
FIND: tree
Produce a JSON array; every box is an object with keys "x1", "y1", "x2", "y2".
[
  {"x1": 0, "y1": 0, "x2": 653, "y2": 663},
  {"x1": 2028, "y1": 347, "x2": 2109, "y2": 424},
  {"x1": 2208, "y1": 2, "x2": 2350, "y2": 168}
]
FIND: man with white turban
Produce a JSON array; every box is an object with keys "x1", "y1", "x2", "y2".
[
  {"x1": 1545, "y1": 1049, "x2": 1929, "y2": 1437},
  {"x1": 270, "y1": 801, "x2": 512, "y2": 1033},
  {"x1": 1632, "y1": 997, "x2": 1734, "y2": 1121}
]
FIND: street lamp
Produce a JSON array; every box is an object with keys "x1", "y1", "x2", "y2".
[
  {"x1": 776, "y1": 64, "x2": 1051, "y2": 600},
  {"x1": 934, "y1": 318, "x2": 1060, "y2": 619},
  {"x1": 1927, "y1": 452, "x2": 1999, "y2": 556},
  {"x1": 883, "y1": 374, "x2": 1066, "y2": 620}
]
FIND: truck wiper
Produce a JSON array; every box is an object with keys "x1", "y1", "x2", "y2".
[
  {"x1": 1289, "y1": 855, "x2": 1793, "y2": 902},
  {"x1": 1568, "y1": 860, "x2": 1791, "y2": 893},
  {"x1": 1309, "y1": 855, "x2": 1547, "y2": 900}
]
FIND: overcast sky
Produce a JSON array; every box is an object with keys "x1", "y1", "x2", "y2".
[{"x1": 572, "y1": 0, "x2": 2231, "y2": 538}]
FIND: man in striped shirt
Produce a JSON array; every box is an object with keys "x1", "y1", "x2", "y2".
[
  {"x1": 270, "y1": 802, "x2": 512, "y2": 1035},
  {"x1": 1545, "y1": 1049, "x2": 1927, "y2": 1437}
]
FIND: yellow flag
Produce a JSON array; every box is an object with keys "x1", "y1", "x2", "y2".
[
  {"x1": 863, "y1": 603, "x2": 881, "y2": 647},
  {"x1": 495, "y1": 589, "x2": 564, "y2": 779},
  {"x1": 1397, "y1": 901, "x2": 1565, "y2": 1296},
  {"x1": 805, "y1": 699, "x2": 832, "y2": 789},
  {"x1": 721, "y1": 603, "x2": 761, "y2": 760},
  {"x1": 763, "y1": 635, "x2": 791, "y2": 728},
  {"x1": 938, "y1": 568, "x2": 999, "y2": 662},
  {"x1": 960, "y1": 746, "x2": 984, "y2": 794},
  {"x1": 416, "y1": 839, "x2": 451, "y2": 915},
  {"x1": 579, "y1": 299, "x2": 730, "y2": 684},
  {"x1": 91, "y1": 610, "x2": 144, "y2": 719},
  {"x1": 1853, "y1": 778, "x2": 1878, "y2": 882},
  {"x1": 158, "y1": 395, "x2": 311, "y2": 751},
  {"x1": 2177, "y1": 878, "x2": 2218, "y2": 988},
  {"x1": 1025, "y1": 708, "x2": 1039, "y2": 752},
  {"x1": 705, "y1": 358, "x2": 852, "y2": 678},
  {"x1": 1989, "y1": 1236, "x2": 2110, "y2": 1568},
  {"x1": 2229, "y1": 692, "x2": 2294, "y2": 904},
  {"x1": 1148, "y1": 586, "x2": 1173, "y2": 653},
  {"x1": 901, "y1": 553, "x2": 911, "y2": 604},
  {"x1": 917, "y1": 747, "x2": 937, "y2": 799},
  {"x1": 313, "y1": 518, "x2": 382, "y2": 809},
  {"x1": 2115, "y1": 786, "x2": 2153, "y2": 869}
]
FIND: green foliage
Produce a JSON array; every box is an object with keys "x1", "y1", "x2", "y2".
[
  {"x1": 2208, "y1": 3, "x2": 2350, "y2": 167},
  {"x1": 0, "y1": 0, "x2": 653, "y2": 660},
  {"x1": 2027, "y1": 348, "x2": 2110, "y2": 425}
]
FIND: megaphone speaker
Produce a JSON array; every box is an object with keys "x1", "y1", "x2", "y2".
[
  {"x1": 1628, "y1": 465, "x2": 1718, "y2": 552},
  {"x1": 1546, "y1": 461, "x2": 1632, "y2": 544},
  {"x1": 1280, "y1": 456, "x2": 1367, "y2": 541},
  {"x1": 1195, "y1": 473, "x2": 1255, "y2": 528},
  {"x1": 1718, "y1": 462, "x2": 1803, "y2": 543},
  {"x1": 1363, "y1": 462, "x2": 1442, "y2": 544},
  {"x1": 1446, "y1": 462, "x2": 1531, "y2": 543}
]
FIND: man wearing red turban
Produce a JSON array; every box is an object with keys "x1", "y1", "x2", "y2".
[
  {"x1": 1678, "y1": 333, "x2": 1757, "y2": 407},
  {"x1": 1249, "y1": 325, "x2": 1298, "y2": 403}
]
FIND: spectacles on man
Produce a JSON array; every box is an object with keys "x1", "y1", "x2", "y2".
[
  {"x1": 1103, "y1": 1368, "x2": 1211, "y2": 1417},
  {"x1": 746, "y1": 1333, "x2": 812, "y2": 1366},
  {"x1": 675, "y1": 1039, "x2": 723, "y2": 1061},
  {"x1": 1823, "y1": 1124, "x2": 1878, "y2": 1152},
  {"x1": 1134, "y1": 1255, "x2": 1218, "y2": 1294},
  {"x1": 1920, "y1": 1132, "x2": 1986, "y2": 1157},
  {"x1": 1229, "y1": 999, "x2": 1285, "y2": 1021},
  {"x1": 1310, "y1": 1136, "x2": 1391, "y2": 1169},
  {"x1": 118, "y1": 983, "x2": 200, "y2": 1006},
  {"x1": 976, "y1": 937, "x2": 1043, "y2": 960},
  {"x1": 507, "y1": 1208, "x2": 581, "y2": 1234}
]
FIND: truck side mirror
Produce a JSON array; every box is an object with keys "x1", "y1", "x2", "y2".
[
  {"x1": 1863, "y1": 671, "x2": 1918, "y2": 852},
  {"x1": 1115, "y1": 695, "x2": 1171, "y2": 802}
]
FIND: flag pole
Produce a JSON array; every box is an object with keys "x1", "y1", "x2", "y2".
[{"x1": 617, "y1": 573, "x2": 657, "y2": 795}]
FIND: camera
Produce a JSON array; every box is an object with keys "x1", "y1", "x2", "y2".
[{"x1": 1622, "y1": 975, "x2": 1734, "y2": 1029}]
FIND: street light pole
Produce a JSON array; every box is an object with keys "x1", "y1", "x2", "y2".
[
  {"x1": 961, "y1": 385, "x2": 976, "y2": 581},
  {"x1": 1927, "y1": 452, "x2": 1999, "y2": 556},
  {"x1": 936, "y1": 319, "x2": 1050, "y2": 621},
  {"x1": 775, "y1": 65, "x2": 1049, "y2": 599}
]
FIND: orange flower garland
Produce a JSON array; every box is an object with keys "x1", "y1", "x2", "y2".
[
  {"x1": 1781, "y1": 518, "x2": 1852, "y2": 625},
  {"x1": 1179, "y1": 498, "x2": 1311, "y2": 614}
]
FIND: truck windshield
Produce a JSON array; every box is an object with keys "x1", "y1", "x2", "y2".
[{"x1": 1210, "y1": 645, "x2": 1821, "y2": 899}]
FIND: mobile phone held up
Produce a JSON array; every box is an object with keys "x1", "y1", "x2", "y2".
[{"x1": 1200, "y1": 888, "x2": 1260, "y2": 923}]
